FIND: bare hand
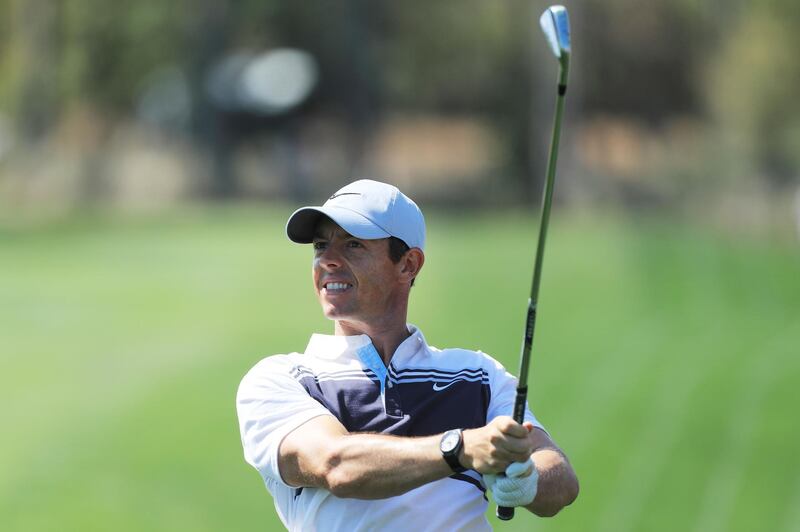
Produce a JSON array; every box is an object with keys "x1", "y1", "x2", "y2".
[{"x1": 459, "y1": 417, "x2": 535, "y2": 474}]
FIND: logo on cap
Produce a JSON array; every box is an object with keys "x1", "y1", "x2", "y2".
[{"x1": 328, "y1": 192, "x2": 362, "y2": 201}]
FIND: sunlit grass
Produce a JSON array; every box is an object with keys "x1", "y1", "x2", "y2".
[{"x1": 1, "y1": 206, "x2": 798, "y2": 531}]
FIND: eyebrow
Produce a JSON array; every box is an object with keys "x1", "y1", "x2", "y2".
[{"x1": 312, "y1": 226, "x2": 354, "y2": 240}]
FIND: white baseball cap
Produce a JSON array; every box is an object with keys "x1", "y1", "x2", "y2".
[{"x1": 286, "y1": 179, "x2": 426, "y2": 250}]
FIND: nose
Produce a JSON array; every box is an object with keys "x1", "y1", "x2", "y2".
[{"x1": 316, "y1": 243, "x2": 342, "y2": 271}]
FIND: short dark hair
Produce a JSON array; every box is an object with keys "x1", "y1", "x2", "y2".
[
  {"x1": 387, "y1": 237, "x2": 410, "y2": 263},
  {"x1": 387, "y1": 237, "x2": 416, "y2": 287}
]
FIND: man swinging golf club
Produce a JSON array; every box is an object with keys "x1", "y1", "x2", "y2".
[{"x1": 236, "y1": 178, "x2": 578, "y2": 530}]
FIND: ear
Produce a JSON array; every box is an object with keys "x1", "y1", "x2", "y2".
[{"x1": 398, "y1": 248, "x2": 424, "y2": 283}]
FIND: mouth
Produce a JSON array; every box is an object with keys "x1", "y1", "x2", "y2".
[{"x1": 321, "y1": 281, "x2": 353, "y2": 295}]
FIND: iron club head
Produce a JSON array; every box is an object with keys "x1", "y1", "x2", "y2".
[{"x1": 539, "y1": 5, "x2": 571, "y2": 61}]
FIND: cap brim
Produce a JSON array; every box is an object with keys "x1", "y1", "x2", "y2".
[{"x1": 286, "y1": 206, "x2": 391, "y2": 243}]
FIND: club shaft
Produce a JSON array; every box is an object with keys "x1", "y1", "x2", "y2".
[
  {"x1": 517, "y1": 78, "x2": 566, "y2": 397},
  {"x1": 497, "y1": 72, "x2": 567, "y2": 523}
]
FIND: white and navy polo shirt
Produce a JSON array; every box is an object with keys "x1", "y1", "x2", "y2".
[{"x1": 236, "y1": 325, "x2": 543, "y2": 532}]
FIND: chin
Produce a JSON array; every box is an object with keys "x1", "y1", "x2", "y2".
[{"x1": 320, "y1": 303, "x2": 346, "y2": 320}]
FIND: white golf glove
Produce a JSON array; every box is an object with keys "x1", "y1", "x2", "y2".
[{"x1": 483, "y1": 457, "x2": 538, "y2": 507}]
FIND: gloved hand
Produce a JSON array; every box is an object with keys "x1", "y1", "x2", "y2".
[{"x1": 483, "y1": 457, "x2": 538, "y2": 507}]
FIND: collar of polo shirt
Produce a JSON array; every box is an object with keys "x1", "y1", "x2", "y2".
[{"x1": 305, "y1": 324, "x2": 427, "y2": 361}]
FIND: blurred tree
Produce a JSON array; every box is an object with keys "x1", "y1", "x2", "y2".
[
  {"x1": 579, "y1": 0, "x2": 717, "y2": 125},
  {"x1": 706, "y1": 0, "x2": 800, "y2": 187},
  {"x1": 3, "y1": 0, "x2": 797, "y2": 206},
  {"x1": 0, "y1": 0, "x2": 60, "y2": 140},
  {"x1": 59, "y1": 0, "x2": 187, "y2": 114},
  {"x1": 57, "y1": 0, "x2": 192, "y2": 200},
  {"x1": 184, "y1": 0, "x2": 234, "y2": 197},
  {"x1": 379, "y1": 0, "x2": 537, "y2": 198},
  {"x1": 260, "y1": 0, "x2": 385, "y2": 178}
]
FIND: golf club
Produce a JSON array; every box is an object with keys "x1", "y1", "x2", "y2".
[{"x1": 496, "y1": 4, "x2": 570, "y2": 522}]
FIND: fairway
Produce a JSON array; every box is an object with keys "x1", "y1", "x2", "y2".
[{"x1": 1, "y1": 207, "x2": 798, "y2": 531}]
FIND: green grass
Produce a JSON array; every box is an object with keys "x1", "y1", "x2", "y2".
[{"x1": 1, "y1": 206, "x2": 798, "y2": 531}]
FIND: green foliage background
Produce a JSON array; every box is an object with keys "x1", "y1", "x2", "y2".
[
  {"x1": 2, "y1": 0, "x2": 800, "y2": 196},
  {"x1": 2, "y1": 208, "x2": 798, "y2": 531}
]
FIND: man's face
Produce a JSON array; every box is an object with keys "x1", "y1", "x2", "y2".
[{"x1": 312, "y1": 218, "x2": 405, "y2": 327}]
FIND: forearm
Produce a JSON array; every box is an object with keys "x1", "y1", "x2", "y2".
[
  {"x1": 290, "y1": 432, "x2": 453, "y2": 499},
  {"x1": 281, "y1": 415, "x2": 536, "y2": 500},
  {"x1": 524, "y1": 448, "x2": 579, "y2": 517}
]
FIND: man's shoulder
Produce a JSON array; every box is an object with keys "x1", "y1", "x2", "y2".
[
  {"x1": 239, "y1": 347, "x2": 349, "y2": 385},
  {"x1": 238, "y1": 351, "x2": 305, "y2": 388},
  {"x1": 424, "y1": 343, "x2": 505, "y2": 371},
  {"x1": 245, "y1": 351, "x2": 303, "y2": 372}
]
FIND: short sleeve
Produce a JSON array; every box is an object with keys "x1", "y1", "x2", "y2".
[
  {"x1": 484, "y1": 355, "x2": 546, "y2": 433},
  {"x1": 236, "y1": 356, "x2": 334, "y2": 486}
]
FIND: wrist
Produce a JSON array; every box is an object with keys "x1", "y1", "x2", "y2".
[{"x1": 440, "y1": 429, "x2": 467, "y2": 473}]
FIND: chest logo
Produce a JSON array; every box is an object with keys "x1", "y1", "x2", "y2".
[{"x1": 432, "y1": 380, "x2": 461, "y2": 392}]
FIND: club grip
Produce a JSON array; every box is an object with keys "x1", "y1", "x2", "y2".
[
  {"x1": 497, "y1": 505, "x2": 515, "y2": 520},
  {"x1": 493, "y1": 388, "x2": 528, "y2": 521}
]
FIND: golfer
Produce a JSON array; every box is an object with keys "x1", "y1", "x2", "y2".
[{"x1": 237, "y1": 179, "x2": 578, "y2": 531}]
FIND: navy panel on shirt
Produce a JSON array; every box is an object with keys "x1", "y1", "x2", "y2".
[
  {"x1": 293, "y1": 364, "x2": 490, "y2": 436},
  {"x1": 394, "y1": 379, "x2": 490, "y2": 435}
]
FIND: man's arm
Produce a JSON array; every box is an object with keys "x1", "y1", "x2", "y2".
[
  {"x1": 523, "y1": 426, "x2": 579, "y2": 517},
  {"x1": 279, "y1": 415, "x2": 535, "y2": 499}
]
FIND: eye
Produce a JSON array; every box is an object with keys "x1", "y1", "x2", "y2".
[
  {"x1": 313, "y1": 241, "x2": 327, "y2": 251},
  {"x1": 347, "y1": 240, "x2": 363, "y2": 248}
]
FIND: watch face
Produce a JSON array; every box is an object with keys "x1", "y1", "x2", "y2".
[{"x1": 441, "y1": 431, "x2": 459, "y2": 453}]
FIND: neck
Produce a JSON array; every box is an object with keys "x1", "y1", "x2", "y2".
[{"x1": 334, "y1": 319, "x2": 410, "y2": 365}]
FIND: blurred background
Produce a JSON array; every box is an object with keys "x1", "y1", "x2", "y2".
[{"x1": 1, "y1": 0, "x2": 798, "y2": 531}]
